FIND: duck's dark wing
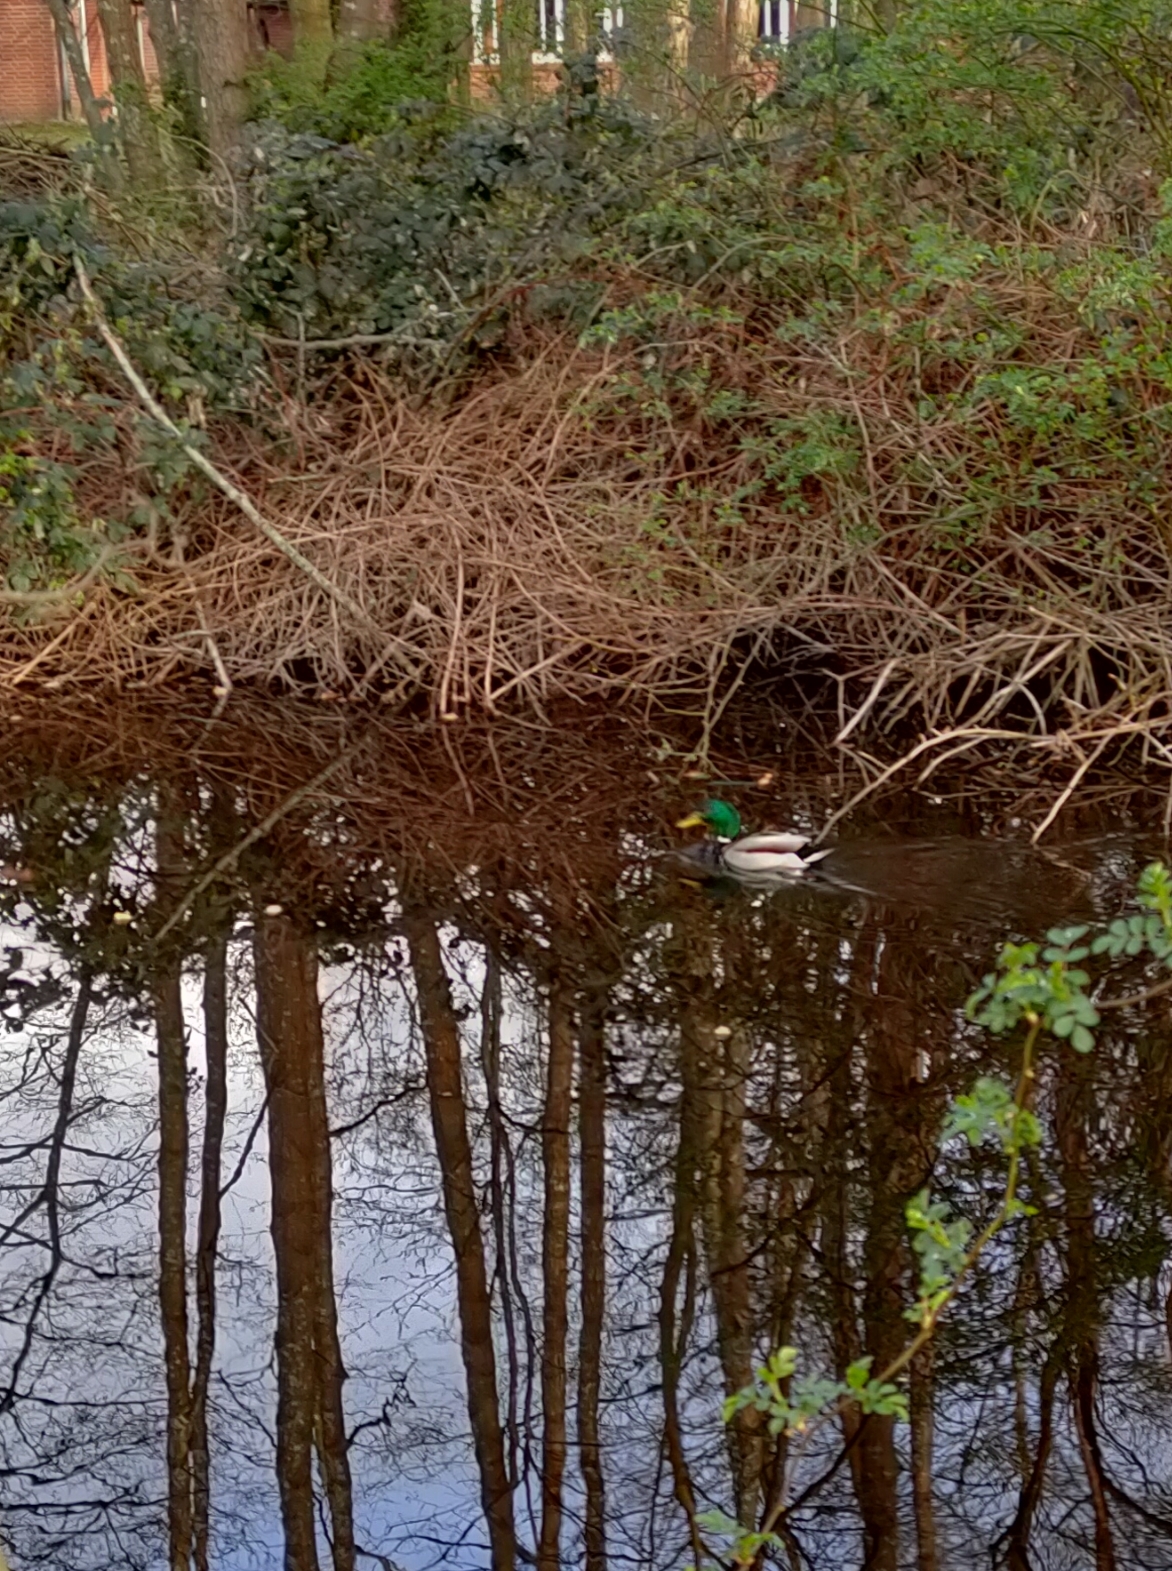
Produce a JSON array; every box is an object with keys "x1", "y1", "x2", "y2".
[{"x1": 672, "y1": 839, "x2": 726, "y2": 873}]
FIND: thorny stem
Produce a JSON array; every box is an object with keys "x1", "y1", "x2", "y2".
[
  {"x1": 711, "y1": 1017, "x2": 1042, "y2": 1570},
  {"x1": 1095, "y1": 972, "x2": 1172, "y2": 1011}
]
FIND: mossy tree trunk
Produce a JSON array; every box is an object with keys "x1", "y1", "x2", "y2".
[
  {"x1": 497, "y1": 0, "x2": 534, "y2": 100},
  {"x1": 291, "y1": 0, "x2": 335, "y2": 42},
  {"x1": 142, "y1": 0, "x2": 202, "y2": 146},
  {"x1": 291, "y1": 0, "x2": 334, "y2": 84},
  {"x1": 94, "y1": 0, "x2": 163, "y2": 185}
]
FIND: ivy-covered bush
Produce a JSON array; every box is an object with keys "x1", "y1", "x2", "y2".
[
  {"x1": 236, "y1": 78, "x2": 659, "y2": 356},
  {"x1": 0, "y1": 199, "x2": 263, "y2": 595}
]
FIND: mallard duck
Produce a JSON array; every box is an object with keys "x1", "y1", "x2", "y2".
[{"x1": 676, "y1": 798, "x2": 831, "y2": 877}]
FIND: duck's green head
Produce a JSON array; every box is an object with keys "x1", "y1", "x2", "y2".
[{"x1": 676, "y1": 798, "x2": 742, "y2": 839}]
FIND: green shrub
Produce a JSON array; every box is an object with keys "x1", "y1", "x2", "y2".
[{"x1": 250, "y1": 0, "x2": 461, "y2": 145}]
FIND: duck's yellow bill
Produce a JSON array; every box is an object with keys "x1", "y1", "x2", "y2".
[{"x1": 676, "y1": 812, "x2": 705, "y2": 830}]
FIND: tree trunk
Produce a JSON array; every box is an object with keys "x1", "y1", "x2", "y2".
[
  {"x1": 822, "y1": 925, "x2": 874, "y2": 1555},
  {"x1": 156, "y1": 817, "x2": 193, "y2": 1571},
  {"x1": 909, "y1": 1343, "x2": 939, "y2": 1571},
  {"x1": 479, "y1": 952, "x2": 522, "y2": 1491},
  {"x1": 666, "y1": 2, "x2": 692, "y2": 73},
  {"x1": 577, "y1": 989, "x2": 607, "y2": 1571},
  {"x1": 292, "y1": 0, "x2": 334, "y2": 41},
  {"x1": 659, "y1": 1092, "x2": 702, "y2": 1564},
  {"x1": 536, "y1": 980, "x2": 573, "y2": 1571},
  {"x1": 794, "y1": 0, "x2": 829, "y2": 29},
  {"x1": 822, "y1": 1026, "x2": 864, "y2": 1466},
  {"x1": 657, "y1": 917, "x2": 707, "y2": 1566},
  {"x1": 93, "y1": 0, "x2": 162, "y2": 184},
  {"x1": 497, "y1": 0, "x2": 533, "y2": 99},
  {"x1": 698, "y1": 1017, "x2": 762, "y2": 1527},
  {"x1": 562, "y1": 0, "x2": 589, "y2": 54},
  {"x1": 190, "y1": 930, "x2": 229, "y2": 1571},
  {"x1": 759, "y1": 929, "x2": 828, "y2": 1527},
  {"x1": 141, "y1": 0, "x2": 201, "y2": 143},
  {"x1": 42, "y1": 0, "x2": 110, "y2": 152},
  {"x1": 724, "y1": 0, "x2": 758, "y2": 73},
  {"x1": 854, "y1": 923, "x2": 941, "y2": 1571},
  {"x1": 291, "y1": 0, "x2": 334, "y2": 83},
  {"x1": 304, "y1": 952, "x2": 356, "y2": 1571},
  {"x1": 255, "y1": 914, "x2": 355, "y2": 1571},
  {"x1": 1004, "y1": 1352, "x2": 1059, "y2": 1570},
  {"x1": 403, "y1": 906, "x2": 517, "y2": 1571},
  {"x1": 141, "y1": 0, "x2": 177, "y2": 75},
  {"x1": 191, "y1": 0, "x2": 254, "y2": 157},
  {"x1": 1056, "y1": 1052, "x2": 1117, "y2": 1571}
]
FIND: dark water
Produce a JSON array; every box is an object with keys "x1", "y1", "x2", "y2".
[{"x1": 0, "y1": 702, "x2": 1170, "y2": 1571}]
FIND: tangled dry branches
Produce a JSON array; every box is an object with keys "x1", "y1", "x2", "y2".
[{"x1": 6, "y1": 260, "x2": 1172, "y2": 824}]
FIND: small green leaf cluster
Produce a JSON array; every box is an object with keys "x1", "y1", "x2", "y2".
[
  {"x1": 693, "y1": 1509, "x2": 782, "y2": 1569},
  {"x1": 906, "y1": 1190, "x2": 972, "y2": 1321},
  {"x1": 943, "y1": 1076, "x2": 1042, "y2": 1154},
  {"x1": 1091, "y1": 861, "x2": 1172, "y2": 962},
  {"x1": 694, "y1": 1509, "x2": 782, "y2": 1565},
  {"x1": 966, "y1": 931, "x2": 1100, "y2": 1051},
  {"x1": 967, "y1": 863, "x2": 1172, "y2": 1054},
  {"x1": 723, "y1": 1345, "x2": 908, "y2": 1440}
]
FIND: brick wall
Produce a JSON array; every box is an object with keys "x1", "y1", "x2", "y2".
[
  {"x1": 84, "y1": 0, "x2": 111, "y2": 101},
  {"x1": 0, "y1": 0, "x2": 133, "y2": 125},
  {"x1": 0, "y1": 0, "x2": 64, "y2": 121}
]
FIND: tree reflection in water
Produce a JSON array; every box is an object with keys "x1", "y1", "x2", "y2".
[{"x1": 0, "y1": 699, "x2": 1169, "y2": 1570}]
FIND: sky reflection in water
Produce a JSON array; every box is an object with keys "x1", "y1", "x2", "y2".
[{"x1": 0, "y1": 707, "x2": 1169, "y2": 1571}]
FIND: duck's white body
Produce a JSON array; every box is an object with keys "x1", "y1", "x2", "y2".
[{"x1": 719, "y1": 832, "x2": 831, "y2": 877}]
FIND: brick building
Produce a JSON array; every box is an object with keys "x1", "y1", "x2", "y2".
[
  {"x1": 0, "y1": 1, "x2": 111, "y2": 123},
  {"x1": 0, "y1": 2, "x2": 292, "y2": 126},
  {"x1": 2, "y1": 0, "x2": 790, "y2": 126}
]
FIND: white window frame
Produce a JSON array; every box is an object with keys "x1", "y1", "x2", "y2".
[
  {"x1": 470, "y1": 1, "x2": 839, "y2": 65},
  {"x1": 471, "y1": 0, "x2": 623, "y2": 66}
]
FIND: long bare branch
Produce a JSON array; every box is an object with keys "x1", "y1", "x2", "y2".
[{"x1": 73, "y1": 258, "x2": 418, "y2": 679}]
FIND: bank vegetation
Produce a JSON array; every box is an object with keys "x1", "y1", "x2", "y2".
[{"x1": 6, "y1": 0, "x2": 1172, "y2": 789}]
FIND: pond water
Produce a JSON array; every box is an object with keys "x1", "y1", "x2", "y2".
[{"x1": 0, "y1": 700, "x2": 1170, "y2": 1571}]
